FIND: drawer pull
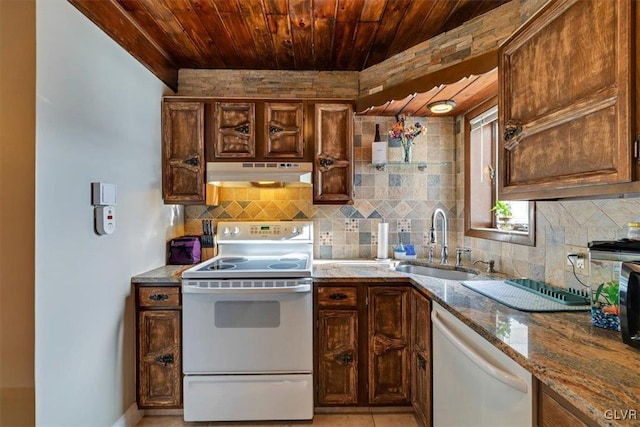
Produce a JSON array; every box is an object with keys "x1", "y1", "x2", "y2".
[
  {"x1": 329, "y1": 293, "x2": 348, "y2": 300},
  {"x1": 155, "y1": 353, "x2": 174, "y2": 366},
  {"x1": 149, "y1": 293, "x2": 169, "y2": 301}
]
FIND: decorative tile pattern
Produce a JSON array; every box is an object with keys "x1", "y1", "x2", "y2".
[
  {"x1": 345, "y1": 219, "x2": 359, "y2": 232},
  {"x1": 319, "y1": 231, "x2": 333, "y2": 246},
  {"x1": 397, "y1": 218, "x2": 411, "y2": 232}
]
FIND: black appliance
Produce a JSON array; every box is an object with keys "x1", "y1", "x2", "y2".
[{"x1": 620, "y1": 262, "x2": 640, "y2": 349}]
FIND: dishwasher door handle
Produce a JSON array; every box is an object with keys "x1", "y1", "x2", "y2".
[{"x1": 431, "y1": 309, "x2": 528, "y2": 394}]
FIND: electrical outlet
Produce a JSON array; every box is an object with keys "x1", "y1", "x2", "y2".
[{"x1": 566, "y1": 252, "x2": 586, "y2": 269}]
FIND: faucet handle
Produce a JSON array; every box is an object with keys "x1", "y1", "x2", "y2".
[{"x1": 455, "y1": 248, "x2": 471, "y2": 267}]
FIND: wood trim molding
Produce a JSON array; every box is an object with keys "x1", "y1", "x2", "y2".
[
  {"x1": 463, "y1": 96, "x2": 535, "y2": 246},
  {"x1": 68, "y1": 0, "x2": 179, "y2": 91},
  {"x1": 356, "y1": 51, "x2": 498, "y2": 113}
]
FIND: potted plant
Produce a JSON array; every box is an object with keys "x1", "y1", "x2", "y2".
[
  {"x1": 591, "y1": 280, "x2": 620, "y2": 331},
  {"x1": 491, "y1": 200, "x2": 513, "y2": 230}
]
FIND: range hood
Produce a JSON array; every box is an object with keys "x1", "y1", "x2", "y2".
[{"x1": 206, "y1": 161, "x2": 313, "y2": 186}]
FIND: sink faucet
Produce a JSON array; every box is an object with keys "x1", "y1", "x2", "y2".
[
  {"x1": 473, "y1": 259, "x2": 495, "y2": 273},
  {"x1": 430, "y1": 208, "x2": 448, "y2": 264}
]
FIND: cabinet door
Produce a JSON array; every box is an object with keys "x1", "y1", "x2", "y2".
[
  {"x1": 539, "y1": 384, "x2": 590, "y2": 427},
  {"x1": 265, "y1": 102, "x2": 304, "y2": 158},
  {"x1": 368, "y1": 287, "x2": 410, "y2": 405},
  {"x1": 162, "y1": 102, "x2": 205, "y2": 204},
  {"x1": 411, "y1": 290, "x2": 431, "y2": 426},
  {"x1": 137, "y1": 310, "x2": 181, "y2": 408},
  {"x1": 498, "y1": 0, "x2": 634, "y2": 200},
  {"x1": 314, "y1": 103, "x2": 354, "y2": 204},
  {"x1": 317, "y1": 310, "x2": 358, "y2": 405},
  {"x1": 214, "y1": 102, "x2": 256, "y2": 158}
]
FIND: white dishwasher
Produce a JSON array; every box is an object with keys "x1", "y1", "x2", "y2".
[{"x1": 432, "y1": 302, "x2": 533, "y2": 427}]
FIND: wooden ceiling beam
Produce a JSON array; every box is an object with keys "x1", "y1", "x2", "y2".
[
  {"x1": 355, "y1": 50, "x2": 498, "y2": 114},
  {"x1": 69, "y1": 0, "x2": 178, "y2": 91}
]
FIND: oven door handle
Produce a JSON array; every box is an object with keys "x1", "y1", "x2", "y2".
[{"x1": 183, "y1": 284, "x2": 312, "y2": 294}]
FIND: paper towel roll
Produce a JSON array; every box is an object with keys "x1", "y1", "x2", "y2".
[{"x1": 376, "y1": 221, "x2": 389, "y2": 260}]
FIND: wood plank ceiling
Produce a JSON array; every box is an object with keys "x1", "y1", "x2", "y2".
[{"x1": 69, "y1": 0, "x2": 504, "y2": 115}]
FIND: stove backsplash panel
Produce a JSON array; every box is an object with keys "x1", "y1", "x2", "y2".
[{"x1": 185, "y1": 116, "x2": 457, "y2": 259}]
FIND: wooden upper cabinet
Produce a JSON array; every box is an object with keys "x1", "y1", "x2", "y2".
[
  {"x1": 264, "y1": 102, "x2": 304, "y2": 158},
  {"x1": 498, "y1": 0, "x2": 635, "y2": 200},
  {"x1": 314, "y1": 103, "x2": 354, "y2": 204},
  {"x1": 368, "y1": 286, "x2": 410, "y2": 405},
  {"x1": 162, "y1": 101, "x2": 205, "y2": 204},
  {"x1": 214, "y1": 102, "x2": 256, "y2": 158}
]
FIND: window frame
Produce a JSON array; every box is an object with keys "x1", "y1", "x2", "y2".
[{"x1": 463, "y1": 96, "x2": 535, "y2": 246}]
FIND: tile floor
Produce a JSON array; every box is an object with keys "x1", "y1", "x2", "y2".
[{"x1": 136, "y1": 413, "x2": 419, "y2": 427}]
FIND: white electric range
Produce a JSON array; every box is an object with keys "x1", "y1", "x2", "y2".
[{"x1": 181, "y1": 220, "x2": 314, "y2": 422}]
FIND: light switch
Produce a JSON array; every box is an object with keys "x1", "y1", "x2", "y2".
[{"x1": 92, "y1": 182, "x2": 117, "y2": 206}]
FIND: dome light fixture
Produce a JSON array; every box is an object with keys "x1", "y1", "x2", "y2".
[{"x1": 427, "y1": 99, "x2": 457, "y2": 114}]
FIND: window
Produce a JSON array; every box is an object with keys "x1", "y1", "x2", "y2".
[{"x1": 464, "y1": 97, "x2": 535, "y2": 246}]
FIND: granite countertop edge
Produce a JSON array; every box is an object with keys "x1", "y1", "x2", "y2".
[{"x1": 132, "y1": 260, "x2": 640, "y2": 427}]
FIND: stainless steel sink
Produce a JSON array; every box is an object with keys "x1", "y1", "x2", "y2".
[{"x1": 394, "y1": 264, "x2": 478, "y2": 280}]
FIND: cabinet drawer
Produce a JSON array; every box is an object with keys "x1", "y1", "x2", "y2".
[
  {"x1": 317, "y1": 286, "x2": 357, "y2": 307},
  {"x1": 138, "y1": 286, "x2": 180, "y2": 308}
]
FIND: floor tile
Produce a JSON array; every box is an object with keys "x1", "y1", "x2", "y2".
[
  {"x1": 301, "y1": 414, "x2": 374, "y2": 427},
  {"x1": 137, "y1": 413, "x2": 413, "y2": 427},
  {"x1": 372, "y1": 413, "x2": 419, "y2": 427},
  {"x1": 137, "y1": 416, "x2": 189, "y2": 427}
]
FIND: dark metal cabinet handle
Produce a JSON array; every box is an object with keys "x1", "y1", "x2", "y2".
[
  {"x1": 417, "y1": 354, "x2": 427, "y2": 370},
  {"x1": 329, "y1": 293, "x2": 348, "y2": 300},
  {"x1": 319, "y1": 158, "x2": 335, "y2": 168},
  {"x1": 336, "y1": 352, "x2": 353, "y2": 365},
  {"x1": 155, "y1": 353, "x2": 174, "y2": 366},
  {"x1": 183, "y1": 157, "x2": 199, "y2": 167},
  {"x1": 149, "y1": 294, "x2": 169, "y2": 301},
  {"x1": 503, "y1": 122, "x2": 522, "y2": 142}
]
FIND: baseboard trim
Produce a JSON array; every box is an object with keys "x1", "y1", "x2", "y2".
[
  {"x1": 143, "y1": 408, "x2": 183, "y2": 416},
  {"x1": 113, "y1": 403, "x2": 144, "y2": 427},
  {"x1": 314, "y1": 406, "x2": 414, "y2": 414}
]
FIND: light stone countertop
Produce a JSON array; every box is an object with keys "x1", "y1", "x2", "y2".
[{"x1": 132, "y1": 259, "x2": 640, "y2": 426}]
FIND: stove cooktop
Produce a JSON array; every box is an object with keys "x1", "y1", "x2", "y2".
[
  {"x1": 206, "y1": 256, "x2": 308, "y2": 271},
  {"x1": 182, "y1": 254, "x2": 312, "y2": 279}
]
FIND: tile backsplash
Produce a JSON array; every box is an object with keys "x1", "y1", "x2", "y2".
[
  {"x1": 185, "y1": 115, "x2": 458, "y2": 259},
  {"x1": 185, "y1": 114, "x2": 640, "y2": 291}
]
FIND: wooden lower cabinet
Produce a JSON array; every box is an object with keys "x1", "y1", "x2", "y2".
[
  {"x1": 538, "y1": 383, "x2": 594, "y2": 427},
  {"x1": 136, "y1": 284, "x2": 182, "y2": 408},
  {"x1": 315, "y1": 283, "x2": 413, "y2": 407},
  {"x1": 411, "y1": 289, "x2": 431, "y2": 426},
  {"x1": 368, "y1": 286, "x2": 411, "y2": 405},
  {"x1": 317, "y1": 310, "x2": 359, "y2": 405}
]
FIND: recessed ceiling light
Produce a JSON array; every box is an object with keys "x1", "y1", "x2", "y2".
[{"x1": 427, "y1": 100, "x2": 457, "y2": 114}]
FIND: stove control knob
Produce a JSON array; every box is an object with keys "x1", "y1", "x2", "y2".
[
  {"x1": 231, "y1": 226, "x2": 240, "y2": 235},
  {"x1": 291, "y1": 226, "x2": 299, "y2": 235},
  {"x1": 222, "y1": 227, "x2": 230, "y2": 235}
]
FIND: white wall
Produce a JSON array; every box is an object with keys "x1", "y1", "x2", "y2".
[{"x1": 35, "y1": 1, "x2": 183, "y2": 426}]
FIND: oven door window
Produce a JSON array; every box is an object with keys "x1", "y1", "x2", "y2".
[{"x1": 215, "y1": 301, "x2": 280, "y2": 328}]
